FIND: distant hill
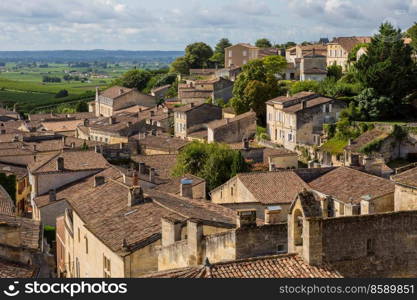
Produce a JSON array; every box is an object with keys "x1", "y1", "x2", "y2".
[{"x1": 0, "y1": 50, "x2": 184, "y2": 63}]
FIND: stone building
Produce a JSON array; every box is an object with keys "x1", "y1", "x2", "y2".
[
  {"x1": 29, "y1": 150, "x2": 109, "y2": 226},
  {"x1": 285, "y1": 44, "x2": 328, "y2": 81},
  {"x1": 327, "y1": 37, "x2": 371, "y2": 70},
  {"x1": 56, "y1": 167, "x2": 236, "y2": 278},
  {"x1": 132, "y1": 134, "x2": 189, "y2": 155},
  {"x1": 266, "y1": 92, "x2": 346, "y2": 151},
  {"x1": 263, "y1": 147, "x2": 299, "y2": 170},
  {"x1": 392, "y1": 166, "x2": 417, "y2": 212},
  {"x1": 299, "y1": 54, "x2": 327, "y2": 81},
  {"x1": 94, "y1": 86, "x2": 156, "y2": 117},
  {"x1": 224, "y1": 43, "x2": 280, "y2": 68},
  {"x1": 207, "y1": 111, "x2": 257, "y2": 144},
  {"x1": 174, "y1": 103, "x2": 222, "y2": 140},
  {"x1": 151, "y1": 85, "x2": 171, "y2": 100},
  {"x1": 210, "y1": 170, "x2": 310, "y2": 223},
  {"x1": 178, "y1": 77, "x2": 234, "y2": 105}
]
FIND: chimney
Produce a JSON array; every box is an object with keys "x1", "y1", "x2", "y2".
[
  {"x1": 83, "y1": 119, "x2": 89, "y2": 127},
  {"x1": 269, "y1": 163, "x2": 275, "y2": 172},
  {"x1": 180, "y1": 178, "x2": 193, "y2": 198},
  {"x1": 138, "y1": 162, "x2": 146, "y2": 175},
  {"x1": 119, "y1": 88, "x2": 124, "y2": 95},
  {"x1": 94, "y1": 145, "x2": 101, "y2": 153},
  {"x1": 149, "y1": 168, "x2": 155, "y2": 183},
  {"x1": 62, "y1": 136, "x2": 66, "y2": 144},
  {"x1": 70, "y1": 142, "x2": 75, "y2": 149},
  {"x1": 49, "y1": 189, "x2": 57, "y2": 202},
  {"x1": 56, "y1": 157, "x2": 64, "y2": 171},
  {"x1": 109, "y1": 117, "x2": 115, "y2": 125},
  {"x1": 119, "y1": 142, "x2": 123, "y2": 150},
  {"x1": 33, "y1": 144, "x2": 37, "y2": 152},
  {"x1": 264, "y1": 207, "x2": 282, "y2": 225},
  {"x1": 302, "y1": 100, "x2": 307, "y2": 110},
  {"x1": 187, "y1": 219, "x2": 203, "y2": 265},
  {"x1": 94, "y1": 176, "x2": 105, "y2": 187},
  {"x1": 236, "y1": 209, "x2": 257, "y2": 228},
  {"x1": 286, "y1": 91, "x2": 290, "y2": 98},
  {"x1": 132, "y1": 171, "x2": 139, "y2": 186},
  {"x1": 190, "y1": 102, "x2": 195, "y2": 108},
  {"x1": 127, "y1": 121, "x2": 132, "y2": 128},
  {"x1": 127, "y1": 187, "x2": 144, "y2": 207}
]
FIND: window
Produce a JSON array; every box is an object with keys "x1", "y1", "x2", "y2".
[
  {"x1": 243, "y1": 59, "x2": 247, "y2": 65},
  {"x1": 85, "y1": 236, "x2": 88, "y2": 254},
  {"x1": 288, "y1": 133, "x2": 293, "y2": 142},
  {"x1": 103, "y1": 255, "x2": 111, "y2": 278}
]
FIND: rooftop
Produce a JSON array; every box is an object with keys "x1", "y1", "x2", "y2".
[
  {"x1": 0, "y1": 259, "x2": 37, "y2": 278},
  {"x1": 392, "y1": 167, "x2": 417, "y2": 188},
  {"x1": 0, "y1": 213, "x2": 42, "y2": 250},
  {"x1": 207, "y1": 111, "x2": 256, "y2": 130},
  {"x1": 330, "y1": 36, "x2": 371, "y2": 52},
  {"x1": 134, "y1": 135, "x2": 189, "y2": 152},
  {"x1": 0, "y1": 185, "x2": 15, "y2": 216},
  {"x1": 344, "y1": 128, "x2": 392, "y2": 153},
  {"x1": 99, "y1": 85, "x2": 134, "y2": 99}
]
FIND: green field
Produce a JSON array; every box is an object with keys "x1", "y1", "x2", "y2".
[{"x1": 0, "y1": 63, "x2": 133, "y2": 113}]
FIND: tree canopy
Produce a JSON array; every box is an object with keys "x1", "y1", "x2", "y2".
[
  {"x1": 184, "y1": 42, "x2": 214, "y2": 69},
  {"x1": 172, "y1": 141, "x2": 248, "y2": 191},
  {"x1": 255, "y1": 38, "x2": 272, "y2": 48},
  {"x1": 407, "y1": 23, "x2": 417, "y2": 52},
  {"x1": 210, "y1": 38, "x2": 232, "y2": 68},
  {"x1": 116, "y1": 69, "x2": 152, "y2": 91}
]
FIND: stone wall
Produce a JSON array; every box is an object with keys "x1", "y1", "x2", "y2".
[{"x1": 208, "y1": 113, "x2": 256, "y2": 143}]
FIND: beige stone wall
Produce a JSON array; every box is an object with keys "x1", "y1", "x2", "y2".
[
  {"x1": 394, "y1": 185, "x2": 417, "y2": 212},
  {"x1": 327, "y1": 44, "x2": 349, "y2": 70},
  {"x1": 269, "y1": 155, "x2": 298, "y2": 169},
  {"x1": 39, "y1": 200, "x2": 70, "y2": 227},
  {"x1": 225, "y1": 44, "x2": 258, "y2": 68}
]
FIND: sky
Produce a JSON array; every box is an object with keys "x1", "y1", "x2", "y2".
[{"x1": 0, "y1": 0, "x2": 416, "y2": 51}]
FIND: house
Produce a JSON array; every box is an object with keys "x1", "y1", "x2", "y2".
[
  {"x1": 56, "y1": 167, "x2": 236, "y2": 278},
  {"x1": 266, "y1": 92, "x2": 346, "y2": 151},
  {"x1": 263, "y1": 147, "x2": 299, "y2": 170},
  {"x1": 210, "y1": 170, "x2": 310, "y2": 223},
  {"x1": 392, "y1": 166, "x2": 417, "y2": 212},
  {"x1": 94, "y1": 86, "x2": 156, "y2": 117},
  {"x1": 40, "y1": 119, "x2": 84, "y2": 136},
  {"x1": 174, "y1": 103, "x2": 222, "y2": 140},
  {"x1": 207, "y1": 111, "x2": 257, "y2": 144},
  {"x1": 178, "y1": 77, "x2": 234, "y2": 105},
  {"x1": 286, "y1": 44, "x2": 328, "y2": 64},
  {"x1": 327, "y1": 36, "x2": 371, "y2": 70},
  {"x1": 309, "y1": 167, "x2": 395, "y2": 217},
  {"x1": 151, "y1": 85, "x2": 171, "y2": 100},
  {"x1": 29, "y1": 150, "x2": 109, "y2": 226},
  {"x1": 300, "y1": 53, "x2": 327, "y2": 81},
  {"x1": 132, "y1": 134, "x2": 189, "y2": 155},
  {"x1": 215, "y1": 66, "x2": 242, "y2": 81},
  {"x1": 224, "y1": 43, "x2": 280, "y2": 68}
]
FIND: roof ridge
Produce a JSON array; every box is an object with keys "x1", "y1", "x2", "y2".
[{"x1": 210, "y1": 253, "x2": 299, "y2": 267}]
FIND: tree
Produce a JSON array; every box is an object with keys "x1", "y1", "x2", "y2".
[
  {"x1": 263, "y1": 55, "x2": 287, "y2": 76},
  {"x1": 290, "y1": 80, "x2": 319, "y2": 95},
  {"x1": 348, "y1": 43, "x2": 369, "y2": 63},
  {"x1": 55, "y1": 89, "x2": 68, "y2": 98},
  {"x1": 118, "y1": 69, "x2": 152, "y2": 91},
  {"x1": 210, "y1": 38, "x2": 232, "y2": 68},
  {"x1": 75, "y1": 101, "x2": 88, "y2": 112},
  {"x1": 354, "y1": 88, "x2": 395, "y2": 120},
  {"x1": 406, "y1": 23, "x2": 417, "y2": 53},
  {"x1": 184, "y1": 42, "x2": 213, "y2": 69},
  {"x1": 356, "y1": 22, "x2": 417, "y2": 101},
  {"x1": 255, "y1": 38, "x2": 272, "y2": 48},
  {"x1": 172, "y1": 142, "x2": 248, "y2": 191},
  {"x1": 327, "y1": 64, "x2": 343, "y2": 80},
  {"x1": 170, "y1": 57, "x2": 190, "y2": 75}
]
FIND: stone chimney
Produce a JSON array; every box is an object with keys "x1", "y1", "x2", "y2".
[
  {"x1": 56, "y1": 157, "x2": 64, "y2": 171},
  {"x1": 187, "y1": 219, "x2": 203, "y2": 266},
  {"x1": 161, "y1": 217, "x2": 182, "y2": 247},
  {"x1": 149, "y1": 168, "x2": 155, "y2": 183},
  {"x1": 190, "y1": 102, "x2": 195, "y2": 108},
  {"x1": 49, "y1": 189, "x2": 57, "y2": 202},
  {"x1": 119, "y1": 88, "x2": 124, "y2": 95},
  {"x1": 84, "y1": 119, "x2": 89, "y2": 127},
  {"x1": 269, "y1": 163, "x2": 276, "y2": 172},
  {"x1": 180, "y1": 178, "x2": 193, "y2": 198},
  {"x1": 94, "y1": 176, "x2": 105, "y2": 187},
  {"x1": 236, "y1": 209, "x2": 257, "y2": 228},
  {"x1": 71, "y1": 142, "x2": 75, "y2": 149},
  {"x1": 127, "y1": 187, "x2": 144, "y2": 207}
]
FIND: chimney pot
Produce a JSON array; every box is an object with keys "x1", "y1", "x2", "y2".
[
  {"x1": 127, "y1": 187, "x2": 144, "y2": 207},
  {"x1": 180, "y1": 178, "x2": 193, "y2": 198},
  {"x1": 264, "y1": 207, "x2": 282, "y2": 225},
  {"x1": 190, "y1": 102, "x2": 195, "y2": 108}
]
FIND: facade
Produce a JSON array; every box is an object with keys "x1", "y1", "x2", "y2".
[
  {"x1": 95, "y1": 86, "x2": 156, "y2": 117},
  {"x1": 392, "y1": 166, "x2": 417, "y2": 212},
  {"x1": 327, "y1": 36, "x2": 371, "y2": 70},
  {"x1": 178, "y1": 77, "x2": 234, "y2": 105},
  {"x1": 173, "y1": 103, "x2": 222, "y2": 140},
  {"x1": 224, "y1": 43, "x2": 280, "y2": 68},
  {"x1": 151, "y1": 85, "x2": 171, "y2": 100},
  {"x1": 133, "y1": 134, "x2": 189, "y2": 155},
  {"x1": 300, "y1": 54, "x2": 327, "y2": 81},
  {"x1": 266, "y1": 92, "x2": 346, "y2": 150}
]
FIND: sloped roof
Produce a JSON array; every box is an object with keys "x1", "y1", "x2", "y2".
[
  {"x1": 0, "y1": 259, "x2": 37, "y2": 278},
  {"x1": 0, "y1": 185, "x2": 15, "y2": 216},
  {"x1": 310, "y1": 167, "x2": 394, "y2": 204},
  {"x1": 331, "y1": 36, "x2": 371, "y2": 52},
  {"x1": 100, "y1": 86, "x2": 134, "y2": 99},
  {"x1": 344, "y1": 128, "x2": 392, "y2": 153},
  {"x1": 392, "y1": 167, "x2": 417, "y2": 188},
  {"x1": 207, "y1": 111, "x2": 256, "y2": 130},
  {"x1": 0, "y1": 213, "x2": 42, "y2": 250}
]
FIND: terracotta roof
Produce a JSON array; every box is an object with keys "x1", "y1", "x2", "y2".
[
  {"x1": 0, "y1": 213, "x2": 41, "y2": 250},
  {"x1": 266, "y1": 92, "x2": 317, "y2": 105},
  {"x1": 141, "y1": 254, "x2": 342, "y2": 278},
  {"x1": 0, "y1": 162, "x2": 27, "y2": 179},
  {"x1": 263, "y1": 147, "x2": 298, "y2": 163},
  {"x1": 331, "y1": 36, "x2": 371, "y2": 52},
  {"x1": 0, "y1": 185, "x2": 15, "y2": 216},
  {"x1": 283, "y1": 97, "x2": 336, "y2": 113},
  {"x1": 0, "y1": 259, "x2": 37, "y2": 278},
  {"x1": 344, "y1": 128, "x2": 391, "y2": 153},
  {"x1": 309, "y1": 167, "x2": 394, "y2": 204},
  {"x1": 233, "y1": 171, "x2": 310, "y2": 204},
  {"x1": 100, "y1": 86, "x2": 134, "y2": 99},
  {"x1": 153, "y1": 174, "x2": 205, "y2": 196},
  {"x1": 207, "y1": 111, "x2": 256, "y2": 130},
  {"x1": 28, "y1": 150, "x2": 109, "y2": 174},
  {"x1": 41, "y1": 120, "x2": 83, "y2": 132},
  {"x1": 28, "y1": 112, "x2": 95, "y2": 122},
  {"x1": 134, "y1": 135, "x2": 189, "y2": 152},
  {"x1": 89, "y1": 112, "x2": 140, "y2": 134},
  {"x1": 392, "y1": 167, "x2": 417, "y2": 188},
  {"x1": 131, "y1": 154, "x2": 177, "y2": 179},
  {"x1": 173, "y1": 103, "x2": 214, "y2": 113}
]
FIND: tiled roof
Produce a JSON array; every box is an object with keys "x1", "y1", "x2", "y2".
[
  {"x1": 344, "y1": 128, "x2": 391, "y2": 153},
  {"x1": 28, "y1": 150, "x2": 109, "y2": 174},
  {"x1": 283, "y1": 97, "x2": 336, "y2": 113},
  {"x1": 28, "y1": 112, "x2": 95, "y2": 122},
  {"x1": 266, "y1": 92, "x2": 317, "y2": 105},
  {"x1": 0, "y1": 162, "x2": 27, "y2": 179},
  {"x1": 41, "y1": 120, "x2": 84, "y2": 132},
  {"x1": 207, "y1": 111, "x2": 256, "y2": 130},
  {"x1": 0, "y1": 259, "x2": 37, "y2": 278},
  {"x1": 142, "y1": 254, "x2": 342, "y2": 278},
  {"x1": 134, "y1": 135, "x2": 189, "y2": 152},
  {"x1": 100, "y1": 86, "x2": 134, "y2": 99},
  {"x1": 235, "y1": 171, "x2": 310, "y2": 204},
  {"x1": 392, "y1": 167, "x2": 417, "y2": 188},
  {"x1": 0, "y1": 185, "x2": 15, "y2": 216},
  {"x1": 173, "y1": 103, "x2": 211, "y2": 113},
  {"x1": 263, "y1": 147, "x2": 298, "y2": 163},
  {"x1": 0, "y1": 213, "x2": 42, "y2": 250},
  {"x1": 310, "y1": 167, "x2": 394, "y2": 204},
  {"x1": 89, "y1": 112, "x2": 140, "y2": 134},
  {"x1": 131, "y1": 154, "x2": 177, "y2": 179},
  {"x1": 153, "y1": 174, "x2": 205, "y2": 196},
  {"x1": 331, "y1": 36, "x2": 371, "y2": 52}
]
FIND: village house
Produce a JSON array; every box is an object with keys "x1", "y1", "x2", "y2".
[
  {"x1": 94, "y1": 86, "x2": 156, "y2": 117},
  {"x1": 391, "y1": 166, "x2": 417, "y2": 212},
  {"x1": 178, "y1": 77, "x2": 234, "y2": 105},
  {"x1": 224, "y1": 43, "x2": 280, "y2": 68},
  {"x1": 285, "y1": 44, "x2": 328, "y2": 81},
  {"x1": 40, "y1": 119, "x2": 84, "y2": 136},
  {"x1": 327, "y1": 36, "x2": 371, "y2": 70},
  {"x1": 56, "y1": 166, "x2": 236, "y2": 278},
  {"x1": 263, "y1": 147, "x2": 299, "y2": 170},
  {"x1": 207, "y1": 111, "x2": 257, "y2": 144},
  {"x1": 266, "y1": 92, "x2": 346, "y2": 151},
  {"x1": 299, "y1": 53, "x2": 328, "y2": 81},
  {"x1": 131, "y1": 134, "x2": 189, "y2": 155},
  {"x1": 174, "y1": 103, "x2": 222, "y2": 140},
  {"x1": 210, "y1": 170, "x2": 310, "y2": 223},
  {"x1": 29, "y1": 150, "x2": 109, "y2": 227}
]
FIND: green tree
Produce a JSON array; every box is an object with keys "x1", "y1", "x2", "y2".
[
  {"x1": 173, "y1": 142, "x2": 248, "y2": 191},
  {"x1": 327, "y1": 63, "x2": 343, "y2": 80},
  {"x1": 255, "y1": 38, "x2": 272, "y2": 48},
  {"x1": 184, "y1": 42, "x2": 213, "y2": 68},
  {"x1": 263, "y1": 55, "x2": 288, "y2": 75},
  {"x1": 348, "y1": 43, "x2": 369, "y2": 63},
  {"x1": 354, "y1": 88, "x2": 395, "y2": 120},
  {"x1": 356, "y1": 22, "x2": 417, "y2": 101},
  {"x1": 118, "y1": 69, "x2": 152, "y2": 91},
  {"x1": 210, "y1": 38, "x2": 232, "y2": 68},
  {"x1": 406, "y1": 23, "x2": 417, "y2": 53},
  {"x1": 55, "y1": 89, "x2": 68, "y2": 98},
  {"x1": 170, "y1": 57, "x2": 190, "y2": 75},
  {"x1": 290, "y1": 80, "x2": 319, "y2": 95}
]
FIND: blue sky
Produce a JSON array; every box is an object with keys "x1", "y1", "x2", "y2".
[{"x1": 0, "y1": 0, "x2": 416, "y2": 51}]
